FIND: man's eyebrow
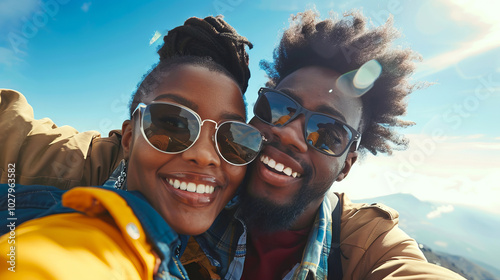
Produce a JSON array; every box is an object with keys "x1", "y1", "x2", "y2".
[
  {"x1": 153, "y1": 93, "x2": 245, "y2": 122},
  {"x1": 278, "y1": 88, "x2": 347, "y2": 123},
  {"x1": 315, "y1": 104, "x2": 347, "y2": 123},
  {"x1": 153, "y1": 94, "x2": 198, "y2": 111},
  {"x1": 279, "y1": 88, "x2": 304, "y2": 104}
]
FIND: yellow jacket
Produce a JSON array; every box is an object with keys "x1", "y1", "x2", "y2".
[{"x1": 0, "y1": 186, "x2": 188, "y2": 279}]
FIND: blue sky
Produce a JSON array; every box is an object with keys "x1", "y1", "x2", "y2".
[{"x1": 1, "y1": 0, "x2": 499, "y2": 217}]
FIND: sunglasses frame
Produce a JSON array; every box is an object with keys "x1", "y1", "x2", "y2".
[
  {"x1": 254, "y1": 87, "x2": 362, "y2": 157},
  {"x1": 133, "y1": 101, "x2": 264, "y2": 166}
]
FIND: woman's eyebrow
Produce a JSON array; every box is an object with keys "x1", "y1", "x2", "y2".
[
  {"x1": 153, "y1": 93, "x2": 198, "y2": 111},
  {"x1": 154, "y1": 93, "x2": 245, "y2": 122},
  {"x1": 221, "y1": 112, "x2": 245, "y2": 122}
]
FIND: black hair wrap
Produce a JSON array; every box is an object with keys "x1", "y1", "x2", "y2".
[{"x1": 158, "y1": 16, "x2": 253, "y2": 93}]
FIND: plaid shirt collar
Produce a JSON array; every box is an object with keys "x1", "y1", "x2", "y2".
[{"x1": 197, "y1": 196, "x2": 333, "y2": 280}]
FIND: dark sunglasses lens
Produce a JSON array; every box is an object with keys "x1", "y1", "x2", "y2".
[
  {"x1": 217, "y1": 122, "x2": 262, "y2": 165},
  {"x1": 306, "y1": 115, "x2": 352, "y2": 155},
  {"x1": 143, "y1": 104, "x2": 199, "y2": 152},
  {"x1": 255, "y1": 91, "x2": 298, "y2": 126}
]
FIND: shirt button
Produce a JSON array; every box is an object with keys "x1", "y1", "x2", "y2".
[{"x1": 126, "y1": 223, "x2": 140, "y2": 239}]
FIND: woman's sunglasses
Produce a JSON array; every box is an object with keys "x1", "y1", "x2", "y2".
[
  {"x1": 253, "y1": 88, "x2": 361, "y2": 156},
  {"x1": 133, "y1": 102, "x2": 265, "y2": 166}
]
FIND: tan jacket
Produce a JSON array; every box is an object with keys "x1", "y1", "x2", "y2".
[
  {"x1": 0, "y1": 89, "x2": 124, "y2": 189},
  {"x1": 337, "y1": 193, "x2": 465, "y2": 279}
]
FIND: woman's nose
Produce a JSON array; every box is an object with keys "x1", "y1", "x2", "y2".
[{"x1": 181, "y1": 121, "x2": 221, "y2": 167}]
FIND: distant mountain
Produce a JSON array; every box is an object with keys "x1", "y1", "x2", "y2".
[
  {"x1": 420, "y1": 244, "x2": 499, "y2": 280},
  {"x1": 352, "y1": 193, "x2": 500, "y2": 278}
]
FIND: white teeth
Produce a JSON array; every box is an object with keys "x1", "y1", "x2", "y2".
[
  {"x1": 167, "y1": 179, "x2": 215, "y2": 194},
  {"x1": 187, "y1": 182, "x2": 196, "y2": 192},
  {"x1": 283, "y1": 167, "x2": 292, "y2": 176},
  {"x1": 196, "y1": 184, "x2": 205, "y2": 194},
  {"x1": 259, "y1": 155, "x2": 301, "y2": 178},
  {"x1": 275, "y1": 163, "x2": 284, "y2": 172},
  {"x1": 263, "y1": 156, "x2": 269, "y2": 164}
]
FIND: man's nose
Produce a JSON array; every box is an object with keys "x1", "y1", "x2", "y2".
[{"x1": 269, "y1": 115, "x2": 308, "y2": 153}]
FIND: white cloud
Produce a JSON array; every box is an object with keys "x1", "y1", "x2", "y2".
[
  {"x1": 434, "y1": 241, "x2": 448, "y2": 248},
  {"x1": 465, "y1": 134, "x2": 484, "y2": 139},
  {"x1": 81, "y1": 2, "x2": 92, "y2": 13},
  {"x1": 474, "y1": 143, "x2": 500, "y2": 150},
  {"x1": 334, "y1": 134, "x2": 500, "y2": 214},
  {"x1": 427, "y1": 205, "x2": 454, "y2": 219},
  {"x1": 258, "y1": 0, "x2": 334, "y2": 11},
  {"x1": 0, "y1": 47, "x2": 23, "y2": 67},
  {"x1": 0, "y1": 0, "x2": 39, "y2": 17},
  {"x1": 0, "y1": 0, "x2": 39, "y2": 26},
  {"x1": 149, "y1": 31, "x2": 162, "y2": 45},
  {"x1": 415, "y1": 0, "x2": 500, "y2": 78}
]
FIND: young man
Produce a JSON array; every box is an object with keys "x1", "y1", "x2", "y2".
[{"x1": 195, "y1": 10, "x2": 466, "y2": 280}]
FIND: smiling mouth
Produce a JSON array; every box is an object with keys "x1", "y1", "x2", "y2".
[
  {"x1": 260, "y1": 155, "x2": 302, "y2": 178},
  {"x1": 167, "y1": 179, "x2": 215, "y2": 194}
]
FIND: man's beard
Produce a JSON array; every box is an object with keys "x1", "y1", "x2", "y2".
[{"x1": 239, "y1": 164, "x2": 330, "y2": 233}]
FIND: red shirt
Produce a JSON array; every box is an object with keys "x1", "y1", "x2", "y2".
[{"x1": 241, "y1": 227, "x2": 311, "y2": 280}]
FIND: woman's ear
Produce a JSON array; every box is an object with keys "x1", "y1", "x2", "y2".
[
  {"x1": 121, "y1": 120, "x2": 133, "y2": 160},
  {"x1": 336, "y1": 149, "x2": 358, "y2": 182}
]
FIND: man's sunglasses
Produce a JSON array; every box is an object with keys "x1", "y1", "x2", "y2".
[
  {"x1": 133, "y1": 102, "x2": 264, "y2": 166},
  {"x1": 253, "y1": 88, "x2": 361, "y2": 156}
]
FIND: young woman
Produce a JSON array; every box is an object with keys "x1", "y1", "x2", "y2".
[{"x1": 0, "y1": 16, "x2": 262, "y2": 279}]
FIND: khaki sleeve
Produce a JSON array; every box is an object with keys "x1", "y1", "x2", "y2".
[
  {"x1": 338, "y1": 193, "x2": 466, "y2": 280},
  {"x1": 0, "y1": 89, "x2": 123, "y2": 189},
  {"x1": 363, "y1": 227, "x2": 467, "y2": 280}
]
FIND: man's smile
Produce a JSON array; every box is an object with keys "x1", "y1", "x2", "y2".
[{"x1": 259, "y1": 155, "x2": 301, "y2": 178}]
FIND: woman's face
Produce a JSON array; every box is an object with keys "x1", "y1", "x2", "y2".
[{"x1": 122, "y1": 64, "x2": 247, "y2": 235}]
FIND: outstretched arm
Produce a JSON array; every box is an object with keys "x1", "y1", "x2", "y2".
[{"x1": 0, "y1": 89, "x2": 123, "y2": 189}]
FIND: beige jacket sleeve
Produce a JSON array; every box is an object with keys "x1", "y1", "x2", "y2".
[
  {"x1": 0, "y1": 89, "x2": 124, "y2": 189},
  {"x1": 338, "y1": 193, "x2": 466, "y2": 279}
]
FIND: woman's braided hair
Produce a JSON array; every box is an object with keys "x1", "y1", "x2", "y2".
[
  {"x1": 261, "y1": 10, "x2": 422, "y2": 155},
  {"x1": 130, "y1": 16, "x2": 253, "y2": 117}
]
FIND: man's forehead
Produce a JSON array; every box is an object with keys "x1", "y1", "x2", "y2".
[
  {"x1": 277, "y1": 87, "x2": 348, "y2": 123},
  {"x1": 276, "y1": 66, "x2": 364, "y2": 127}
]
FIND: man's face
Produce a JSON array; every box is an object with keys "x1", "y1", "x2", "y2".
[{"x1": 242, "y1": 66, "x2": 362, "y2": 231}]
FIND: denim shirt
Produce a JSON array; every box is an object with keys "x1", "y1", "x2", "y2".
[
  {"x1": 195, "y1": 196, "x2": 334, "y2": 280},
  {"x1": 0, "y1": 184, "x2": 189, "y2": 280}
]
